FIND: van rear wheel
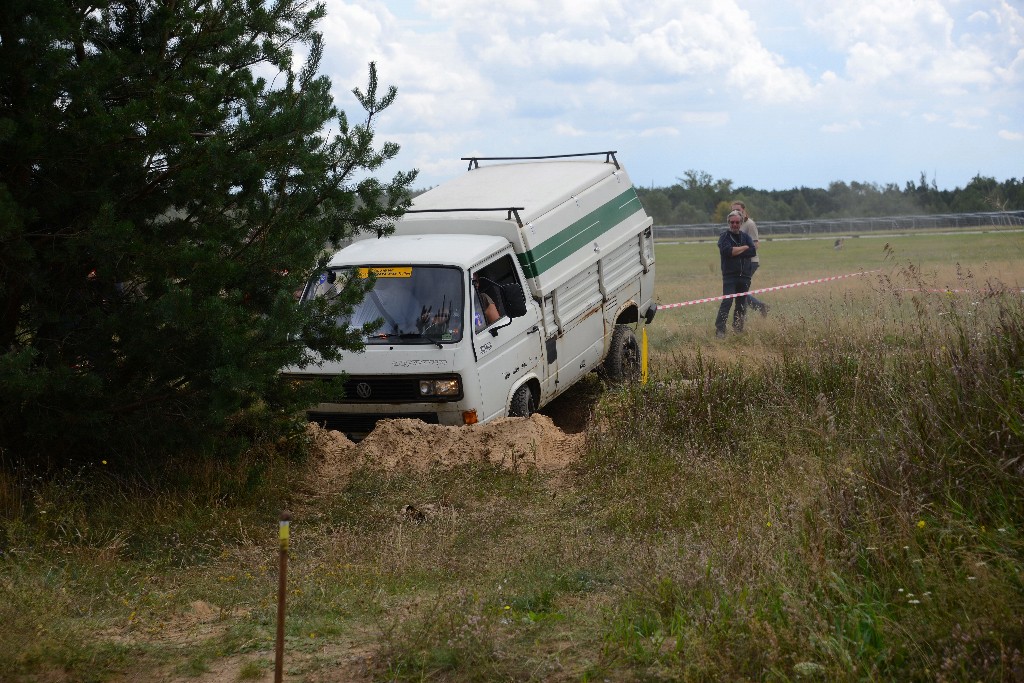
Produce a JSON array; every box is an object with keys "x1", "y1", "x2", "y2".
[
  {"x1": 604, "y1": 325, "x2": 641, "y2": 383},
  {"x1": 509, "y1": 384, "x2": 536, "y2": 417}
]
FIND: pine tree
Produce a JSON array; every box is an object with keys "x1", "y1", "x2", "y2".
[{"x1": 0, "y1": 0, "x2": 416, "y2": 461}]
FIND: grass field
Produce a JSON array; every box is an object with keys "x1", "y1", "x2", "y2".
[
  {"x1": 2, "y1": 230, "x2": 1023, "y2": 682},
  {"x1": 650, "y1": 230, "x2": 1024, "y2": 361}
]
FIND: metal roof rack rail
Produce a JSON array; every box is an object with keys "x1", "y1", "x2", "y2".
[
  {"x1": 404, "y1": 207, "x2": 527, "y2": 227},
  {"x1": 461, "y1": 151, "x2": 619, "y2": 171}
]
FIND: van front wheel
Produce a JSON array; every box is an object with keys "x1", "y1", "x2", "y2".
[
  {"x1": 604, "y1": 325, "x2": 641, "y2": 383},
  {"x1": 509, "y1": 384, "x2": 536, "y2": 417}
]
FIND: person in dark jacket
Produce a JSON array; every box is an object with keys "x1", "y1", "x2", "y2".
[{"x1": 715, "y1": 210, "x2": 757, "y2": 338}]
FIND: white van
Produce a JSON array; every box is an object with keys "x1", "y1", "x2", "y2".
[{"x1": 282, "y1": 152, "x2": 657, "y2": 439}]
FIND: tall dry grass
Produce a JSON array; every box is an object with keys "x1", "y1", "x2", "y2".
[
  {"x1": 1, "y1": 260, "x2": 1022, "y2": 682},
  {"x1": 578, "y1": 268, "x2": 1024, "y2": 680}
]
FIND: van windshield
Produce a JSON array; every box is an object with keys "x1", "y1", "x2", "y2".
[{"x1": 304, "y1": 265, "x2": 465, "y2": 344}]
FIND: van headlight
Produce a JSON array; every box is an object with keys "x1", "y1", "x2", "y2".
[{"x1": 419, "y1": 378, "x2": 461, "y2": 397}]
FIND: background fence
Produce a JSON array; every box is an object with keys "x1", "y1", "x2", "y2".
[{"x1": 653, "y1": 210, "x2": 1024, "y2": 240}]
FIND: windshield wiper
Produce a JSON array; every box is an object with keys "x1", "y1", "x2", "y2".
[{"x1": 400, "y1": 332, "x2": 444, "y2": 348}]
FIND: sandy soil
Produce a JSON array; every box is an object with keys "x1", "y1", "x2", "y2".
[{"x1": 306, "y1": 412, "x2": 586, "y2": 492}]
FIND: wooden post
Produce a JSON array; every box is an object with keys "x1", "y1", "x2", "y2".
[{"x1": 274, "y1": 510, "x2": 291, "y2": 683}]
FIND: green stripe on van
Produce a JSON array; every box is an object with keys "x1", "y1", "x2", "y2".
[{"x1": 516, "y1": 187, "x2": 642, "y2": 279}]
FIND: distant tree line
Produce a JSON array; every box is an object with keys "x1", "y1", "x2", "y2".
[{"x1": 636, "y1": 170, "x2": 1024, "y2": 226}]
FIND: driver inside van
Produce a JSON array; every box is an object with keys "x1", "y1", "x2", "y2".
[{"x1": 472, "y1": 273, "x2": 501, "y2": 332}]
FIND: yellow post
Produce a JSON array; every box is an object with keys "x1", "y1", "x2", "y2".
[{"x1": 641, "y1": 327, "x2": 649, "y2": 385}]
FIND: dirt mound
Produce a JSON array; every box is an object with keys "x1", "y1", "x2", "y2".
[{"x1": 306, "y1": 414, "x2": 584, "y2": 489}]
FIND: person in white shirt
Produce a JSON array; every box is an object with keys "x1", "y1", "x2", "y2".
[{"x1": 731, "y1": 201, "x2": 769, "y2": 317}]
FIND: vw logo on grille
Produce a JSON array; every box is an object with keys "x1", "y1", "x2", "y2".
[{"x1": 355, "y1": 382, "x2": 373, "y2": 399}]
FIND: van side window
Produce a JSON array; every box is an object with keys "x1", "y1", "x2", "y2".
[{"x1": 472, "y1": 255, "x2": 521, "y2": 332}]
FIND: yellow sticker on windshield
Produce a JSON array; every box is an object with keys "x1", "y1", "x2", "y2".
[{"x1": 357, "y1": 267, "x2": 413, "y2": 278}]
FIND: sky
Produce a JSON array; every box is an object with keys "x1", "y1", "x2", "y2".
[{"x1": 315, "y1": 0, "x2": 1024, "y2": 192}]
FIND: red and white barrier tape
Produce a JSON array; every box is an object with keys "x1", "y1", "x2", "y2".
[{"x1": 657, "y1": 270, "x2": 881, "y2": 310}]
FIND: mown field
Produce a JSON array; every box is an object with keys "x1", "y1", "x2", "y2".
[
  {"x1": 2, "y1": 230, "x2": 1023, "y2": 682},
  {"x1": 651, "y1": 230, "x2": 1024, "y2": 353}
]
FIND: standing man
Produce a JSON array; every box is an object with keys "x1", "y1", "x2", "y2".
[
  {"x1": 715, "y1": 210, "x2": 757, "y2": 338},
  {"x1": 732, "y1": 201, "x2": 769, "y2": 316}
]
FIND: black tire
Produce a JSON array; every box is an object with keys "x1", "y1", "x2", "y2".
[
  {"x1": 509, "y1": 383, "x2": 536, "y2": 417},
  {"x1": 604, "y1": 324, "x2": 641, "y2": 383}
]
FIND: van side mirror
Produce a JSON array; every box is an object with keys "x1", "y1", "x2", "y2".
[
  {"x1": 489, "y1": 316, "x2": 512, "y2": 336},
  {"x1": 500, "y1": 283, "x2": 528, "y2": 318}
]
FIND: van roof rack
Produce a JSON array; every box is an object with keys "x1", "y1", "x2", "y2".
[
  {"x1": 403, "y1": 207, "x2": 527, "y2": 227},
  {"x1": 461, "y1": 151, "x2": 619, "y2": 171}
]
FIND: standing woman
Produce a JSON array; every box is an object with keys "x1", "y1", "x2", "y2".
[{"x1": 732, "y1": 201, "x2": 769, "y2": 316}]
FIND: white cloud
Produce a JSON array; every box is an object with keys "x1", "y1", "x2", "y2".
[
  {"x1": 997, "y1": 129, "x2": 1024, "y2": 141},
  {"x1": 802, "y1": 0, "x2": 1022, "y2": 95},
  {"x1": 322, "y1": 0, "x2": 500, "y2": 134},
  {"x1": 555, "y1": 123, "x2": 587, "y2": 136},
  {"x1": 639, "y1": 127, "x2": 680, "y2": 138},
  {"x1": 315, "y1": 0, "x2": 1024, "y2": 190},
  {"x1": 422, "y1": 0, "x2": 813, "y2": 103},
  {"x1": 950, "y1": 106, "x2": 990, "y2": 130},
  {"x1": 821, "y1": 120, "x2": 864, "y2": 133}
]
